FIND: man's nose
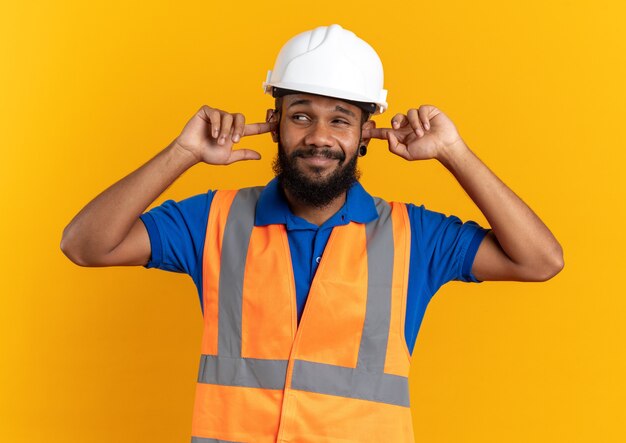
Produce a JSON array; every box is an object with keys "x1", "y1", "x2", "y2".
[{"x1": 304, "y1": 121, "x2": 334, "y2": 147}]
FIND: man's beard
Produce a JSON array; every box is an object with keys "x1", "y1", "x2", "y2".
[{"x1": 272, "y1": 142, "x2": 361, "y2": 208}]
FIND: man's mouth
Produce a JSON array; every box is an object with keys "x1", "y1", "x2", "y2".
[{"x1": 292, "y1": 148, "x2": 345, "y2": 162}]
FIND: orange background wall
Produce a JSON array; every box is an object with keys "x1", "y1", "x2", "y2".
[{"x1": 2, "y1": 1, "x2": 624, "y2": 441}]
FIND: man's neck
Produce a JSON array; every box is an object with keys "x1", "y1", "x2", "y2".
[{"x1": 282, "y1": 187, "x2": 347, "y2": 227}]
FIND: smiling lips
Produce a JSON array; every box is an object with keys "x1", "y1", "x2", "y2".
[
  {"x1": 300, "y1": 155, "x2": 338, "y2": 169},
  {"x1": 293, "y1": 148, "x2": 345, "y2": 161}
]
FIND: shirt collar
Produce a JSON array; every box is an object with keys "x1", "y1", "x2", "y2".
[{"x1": 255, "y1": 177, "x2": 378, "y2": 229}]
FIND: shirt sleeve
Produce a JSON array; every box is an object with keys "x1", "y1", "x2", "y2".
[
  {"x1": 138, "y1": 191, "x2": 215, "y2": 283},
  {"x1": 406, "y1": 203, "x2": 490, "y2": 292}
]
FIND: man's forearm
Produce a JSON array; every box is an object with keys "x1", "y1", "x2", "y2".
[
  {"x1": 61, "y1": 140, "x2": 198, "y2": 263},
  {"x1": 437, "y1": 139, "x2": 564, "y2": 274}
]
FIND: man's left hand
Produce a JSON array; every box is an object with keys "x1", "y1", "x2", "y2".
[{"x1": 362, "y1": 105, "x2": 463, "y2": 161}]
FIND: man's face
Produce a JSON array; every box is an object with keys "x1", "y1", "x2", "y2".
[{"x1": 271, "y1": 93, "x2": 373, "y2": 207}]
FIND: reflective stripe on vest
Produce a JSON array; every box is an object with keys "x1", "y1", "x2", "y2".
[
  {"x1": 192, "y1": 438, "x2": 241, "y2": 443},
  {"x1": 196, "y1": 187, "x2": 409, "y2": 406}
]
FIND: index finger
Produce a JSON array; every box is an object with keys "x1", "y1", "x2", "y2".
[
  {"x1": 243, "y1": 121, "x2": 277, "y2": 137},
  {"x1": 362, "y1": 127, "x2": 392, "y2": 140}
]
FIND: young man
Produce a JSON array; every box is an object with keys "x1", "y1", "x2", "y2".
[{"x1": 61, "y1": 24, "x2": 563, "y2": 442}]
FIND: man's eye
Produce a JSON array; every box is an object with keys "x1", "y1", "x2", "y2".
[{"x1": 292, "y1": 115, "x2": 308, "y2": 121}]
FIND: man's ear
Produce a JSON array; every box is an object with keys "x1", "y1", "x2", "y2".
[
  {"x1": 361, "y1": 119, "x2": 376, "y2": 147},
  {"x1": 266, "y1": 108, "x2": 279, "y2": 143}
]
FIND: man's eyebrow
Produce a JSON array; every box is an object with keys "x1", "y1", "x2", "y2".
[
  {"x1": 287, "y1": 100, "x2": 356, "y2": 118},
  {"x1": 335, "y1": 106, "x2": 356, "y2": 118},
  {"x1": 287, "y1": 99, "x2": 312, "y2": 108}
]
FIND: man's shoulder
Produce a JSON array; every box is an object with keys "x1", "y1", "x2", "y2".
[{"x1": 366, "y1": 198, "x2": 465, "y2": 233}]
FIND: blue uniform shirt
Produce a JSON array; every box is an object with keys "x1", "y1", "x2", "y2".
[{"x1": 139, "y1": 178, "x2": 490, "y2": 355}]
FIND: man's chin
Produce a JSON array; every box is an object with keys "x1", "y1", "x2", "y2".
[
  {"x1": 273, "y1": 145, "x2": 360, "y2": 207},
  {"x1": 297, "y1": 173, "x2": 334, "y2": 189},
  {"x1": 295, "y1": 163, "x2": 339, "y2": 182}
]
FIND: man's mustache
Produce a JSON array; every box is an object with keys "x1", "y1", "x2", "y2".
[{"x1": 291, "y1": 147, "x2": 346, "y2": 161}]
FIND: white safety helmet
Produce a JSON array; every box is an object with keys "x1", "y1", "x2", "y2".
[{"x1": 263, "y1": 24, "x2": 388, "y2": 115}]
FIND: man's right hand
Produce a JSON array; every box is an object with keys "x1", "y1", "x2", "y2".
[
  {"x1": 174, "y1": 105, "x2": 277, "y2": 165},
  {"x1": 61, "y1": 104, "x2": 276, "y2": 267}
]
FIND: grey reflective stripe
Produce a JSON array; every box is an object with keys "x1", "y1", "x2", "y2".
[
  {"x1": 191, "y1": 437, "x2": 242, "y2": 443},
  {"x1": 218, "y1": 187, "x2": 263, "y2": 358},
  {"x1": 197, "y1": 354, "x2": 287, "y2": 389},
  {"x1": 359, "y1": 198, "x2": 394, "y2": 373},
  {"x1": 291, "y1": 198, "x2": 409, "y2": 407},
  {"x1": 291, "y1": 359, "x2": 410, "y2": 407}
]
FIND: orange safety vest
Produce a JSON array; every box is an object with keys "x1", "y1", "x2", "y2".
[{"x1": 191, "y1": 187, "x2": 414, "y2": 443}]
